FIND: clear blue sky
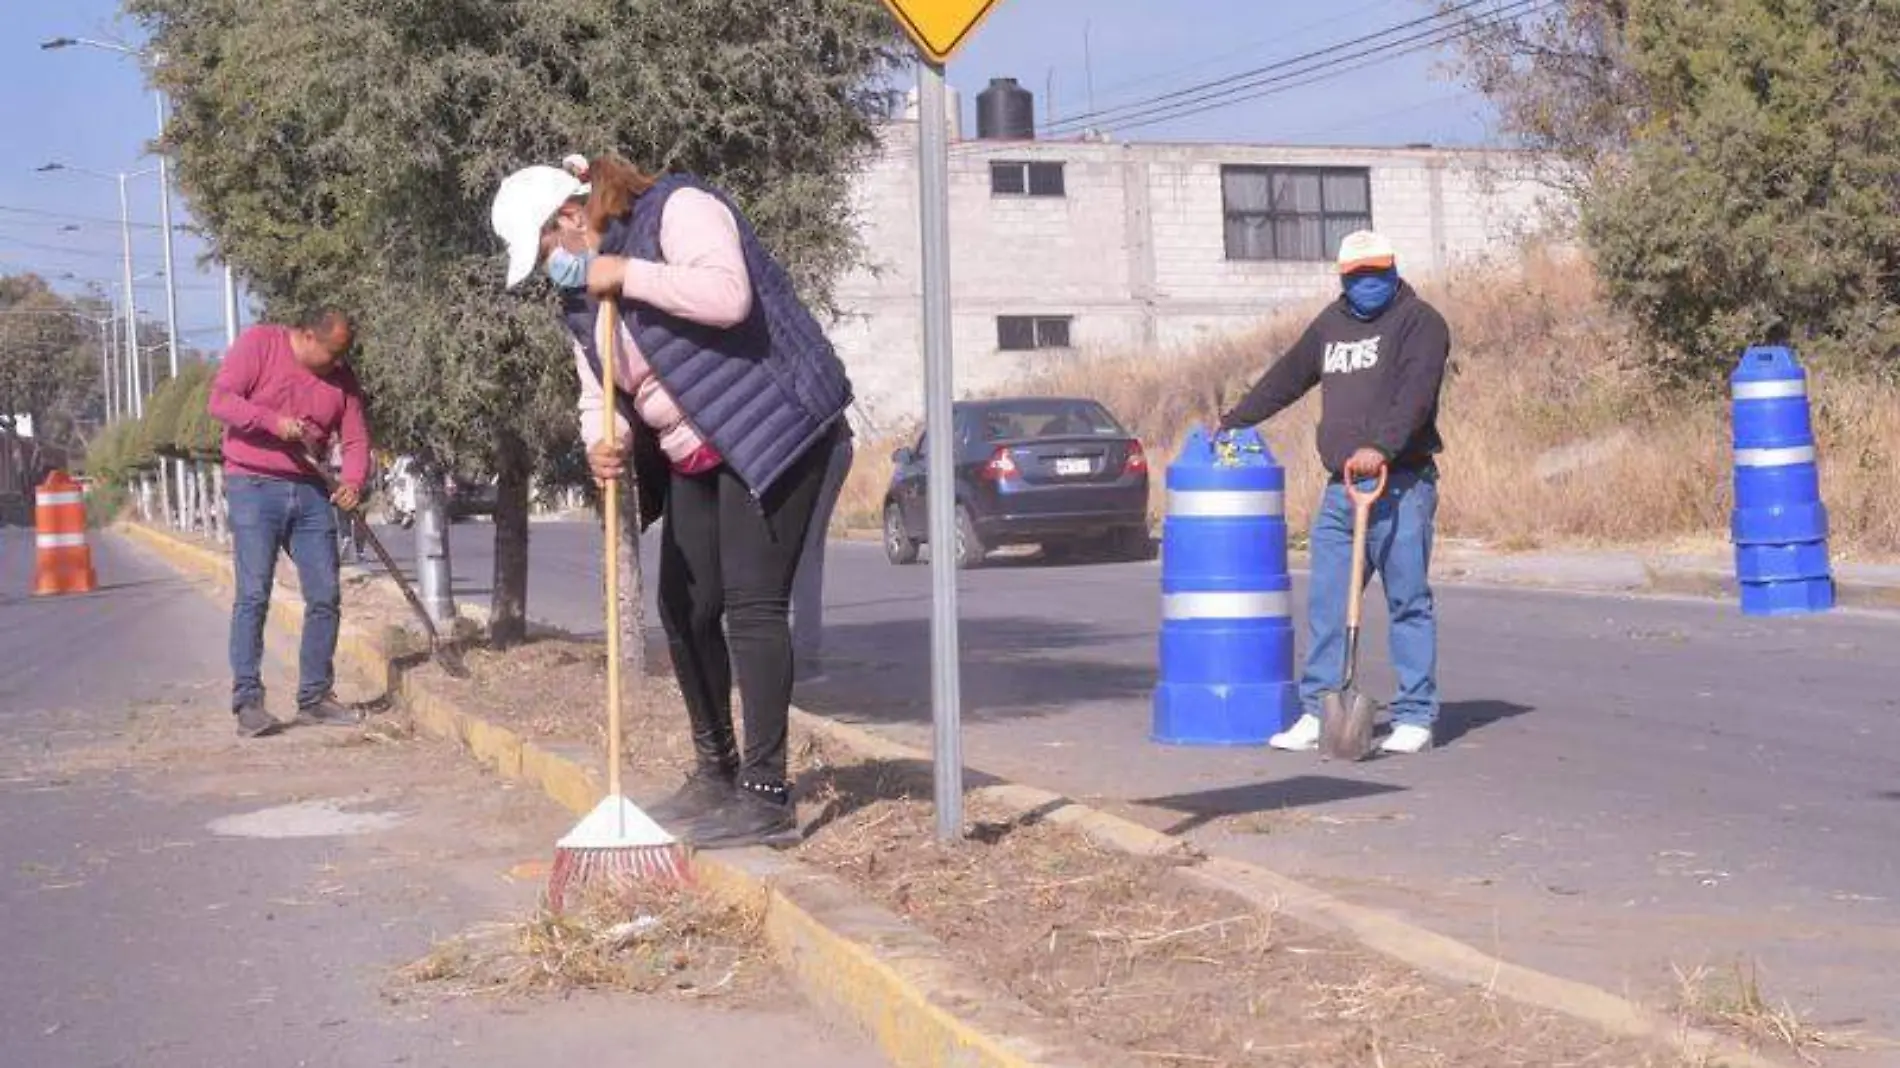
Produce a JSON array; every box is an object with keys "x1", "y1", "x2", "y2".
[{"x1": 0, "y1": 0, "x2": 1495, "y2": 354}]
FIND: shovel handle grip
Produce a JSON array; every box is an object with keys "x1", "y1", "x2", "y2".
[{"x1": 1346, "y1": 465, "x2": 1388, "y2": 509}]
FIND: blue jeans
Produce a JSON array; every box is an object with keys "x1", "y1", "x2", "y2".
[
  {"x1": 1299, "y1": 469, "x2": 1439, "y2": 729},
  {"x1": 227, "y1": 474, "x2": 341, "y2": 711}
]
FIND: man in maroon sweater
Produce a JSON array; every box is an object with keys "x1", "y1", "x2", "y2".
[{"x1": 207, "y1": 308, "x2": 371, "y2": 737}]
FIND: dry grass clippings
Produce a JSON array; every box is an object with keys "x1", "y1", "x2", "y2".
[
  {"x1": 799, "y1": 783, "x2": 1691, "y2": 1067},
  {"x1": 396, "y1": 879, "x2": 767, "y2": 1003}
]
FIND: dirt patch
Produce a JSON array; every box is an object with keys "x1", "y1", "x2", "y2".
[
  {"x1": 797, "y1": 762, "x2": 1704, "y2": 1068},
  {"x1": 418, "y1": 637, "x2": 702, "y2": 790}
]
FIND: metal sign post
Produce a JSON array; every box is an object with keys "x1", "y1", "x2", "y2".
[
  {"x1": 916, "y1": 58, "x2": 964, "y2": 843},
  {"x1": 878, "y1": 0, "x2": 1006, "y2": 843}
]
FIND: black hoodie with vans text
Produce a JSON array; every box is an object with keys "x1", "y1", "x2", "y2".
[{"x1": 1219, "y1": 280, "x2": 1450, "y2": 477}]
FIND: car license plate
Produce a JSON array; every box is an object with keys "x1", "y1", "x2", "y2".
[{"x1": 1054, "y1": 457, "x2": 1091, "y2": 477}]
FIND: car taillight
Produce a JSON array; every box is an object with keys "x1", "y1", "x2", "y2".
[
  {"x1": 982, "y1": 447, "x2": 1021, "y2": 482},
  {"x1": 1124, "y1": 440, "x2": 1148, "y2": 476}
]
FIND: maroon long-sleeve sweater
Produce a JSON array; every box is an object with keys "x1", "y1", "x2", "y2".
[{"x1": 207, "y1": 324, "x2": 370, "y2": 489}]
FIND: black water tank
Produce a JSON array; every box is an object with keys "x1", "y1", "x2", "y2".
[{"x1": 976, "y1": 77, "x2": 1034, "y2": 140}]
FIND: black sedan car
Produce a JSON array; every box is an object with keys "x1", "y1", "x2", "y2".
[{"x1": 883, "y1": 397, "x2": 1152, "y2": 568}]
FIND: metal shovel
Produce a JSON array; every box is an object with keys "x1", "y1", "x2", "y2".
[{"x1": 1319, "y1": 467, "x2": 1386, "y2": 762}]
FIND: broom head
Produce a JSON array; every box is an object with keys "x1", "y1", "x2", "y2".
[{"x1": 547, "y1": 795, "x2": 691, "y2": 912}]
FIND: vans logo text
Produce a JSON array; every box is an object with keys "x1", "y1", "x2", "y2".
[{"x1": 1323, "y1": 337, "x2": 1382, "y2": 374}]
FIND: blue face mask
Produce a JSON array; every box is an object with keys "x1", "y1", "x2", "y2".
[
  {"x1": 1343, "y1": 269, "x2": 1398, "y2": 319},
  {"x1": 545, "y1": 245, "x2": 592, "y2": 291}
]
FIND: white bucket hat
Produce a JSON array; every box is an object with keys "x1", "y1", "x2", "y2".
[{"x1": 490, "y1": 164, "x2": 590, "y2": 289}]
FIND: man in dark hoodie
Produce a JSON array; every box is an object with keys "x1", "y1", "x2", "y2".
[{"x1": 1219, "y1": 231, "x2": 1450, "y2": 755}]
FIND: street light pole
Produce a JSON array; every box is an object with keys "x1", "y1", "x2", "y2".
[
  {"x1": 115, "y1": 173, "x2": 144, "y2": 419},
  {"x1": 152, "y1": 90, "x2": 188, "y2": 526},
  {"x1": 98, "y1": 312, "x2": 114, "y2": 422},
  {"x1": 223, "y1": 266, "x2": 239, "y2": 346},
  {"x1": 152, "y1": 95, "x2": 181, "y2": 386}
]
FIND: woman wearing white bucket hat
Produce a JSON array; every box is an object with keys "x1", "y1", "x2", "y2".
[{"x1": 490, "y1": 156, "x2": 854, "y2": 848}]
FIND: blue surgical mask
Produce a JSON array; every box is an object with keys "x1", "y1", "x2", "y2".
[
  {"x1": 1343, "y1": 269, "x2": 1398, "y2": 320},
  {"x1": 545, "y1": 246, "x2": 592, "y2": 291}
]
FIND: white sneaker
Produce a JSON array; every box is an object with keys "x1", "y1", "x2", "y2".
[
  {"x1": 1269, "y1": 713, "x2": 1322, "y2": 752},
  {"x1": 1380, "y1": 724, "x2": 1434, "y2": 754}
]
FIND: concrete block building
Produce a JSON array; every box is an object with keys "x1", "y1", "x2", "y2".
[{"x1": 830, "y1": 79, "x2": 1567, "y2": 428}]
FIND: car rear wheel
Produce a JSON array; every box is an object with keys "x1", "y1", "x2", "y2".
[
  {"x1": 954, "y1": 506, "x2": 986, "y2": 570},
  {"x1": 884, "y1": 503, "x2": 919, "y2": 565},
  {"x1": 1113, "y1": 526, "x2": 1156, "y2": 561}
]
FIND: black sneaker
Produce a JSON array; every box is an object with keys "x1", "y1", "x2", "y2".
[
  {"x1": 643, "y1": 766, "x2": 736, "y2": 825},
  {"x1": 235, "y1": 700, "x2": 283, "y2": 738},
  {"x1": 295, "y1": 696, "x2": 363, "y2": 728},
  {"x1": 682, "y1": 781, "x2": 798, "y2": 850}
]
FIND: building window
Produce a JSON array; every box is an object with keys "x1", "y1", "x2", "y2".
[
  {"x1": 997, "y1": 315, "x2": 1073, "y2": 351},
  {"x1": 990, "y1": 161, "x2": 1066, "y2": 197},
  {"x1": 1221, "y1": 165, "x2": 1372, "y2": 262}
]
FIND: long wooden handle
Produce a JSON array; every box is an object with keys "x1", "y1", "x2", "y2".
[
  {"x1": 1343, "y1": 468, "x2": 1386, "y2": 631},
  {"x1": 1346, "y1": 495, "x2": 1371, "y2": 631},
  {"x1": 596, "y1": 302, "x2": 623, "y2": 801}
]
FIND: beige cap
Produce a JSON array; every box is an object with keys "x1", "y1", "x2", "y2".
[{"x1": 1336, "y1": 230, "x2": 1396, "y2": 275}]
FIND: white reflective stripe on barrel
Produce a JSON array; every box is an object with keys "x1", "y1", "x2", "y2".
[
  {"x1": 1732, "y1": 379, "x2": 1807, "y2": 401},
  {"x1": 35, "y1": 491, "x2": 84, "y2": 506},
  {"x1": 36, "y1": 532, "x2": 86, "y2": 549},
  {"x1": 1162, "y1": 590, "x2": 1291, "y2": 620},
  {"x1": 1166, "y1": 489, "x2": 1285, "y2": 517},
  {"x1": 1734, "y1": 445, "x2": 1816, "y2": 468}
]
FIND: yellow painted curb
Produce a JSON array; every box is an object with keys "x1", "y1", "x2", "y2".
[{"x1": 120, "y1": 522, "x2": 1097, "y2": 1068}]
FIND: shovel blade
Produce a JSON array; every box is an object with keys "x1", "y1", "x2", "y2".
[
  {"x1": 1319, "y1": 690, "x2": 1378, "y2": 762},
  {"x1": 433, "y1": 639, "x2": 472, "y2": 680}
]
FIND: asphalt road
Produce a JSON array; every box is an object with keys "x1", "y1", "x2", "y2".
[
  {"x1": 371, "y1": 517, "x2": 1900, "y2": 1052},
  {"x1": 0, "y1": 529, "x2": 885, "y2": 1068}
]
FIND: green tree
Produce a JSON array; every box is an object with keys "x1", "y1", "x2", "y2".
[
  {"x1": 1441, "y1": 0, "x2": 1643, "y2": 203},
  {"x1": 1451, "y1": 0, "x2": 1900, "y2": 384},
  {"x1": 141, "y1": 366, "x2": 197, "y2": 462},
  {"x1": 176, "y1": 370, "x2": 223, "y2": 461},
  {"x1": 0, "y1": 274, "x2": 107, "y2": 464},
  {"x1": 132, "y1": 0, "x2": 899, "y2": 643},
  {"x1": 1584, "y1": 0, "x2": 1900, "y2": 383}
]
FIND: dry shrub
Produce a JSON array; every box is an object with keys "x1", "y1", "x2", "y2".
[
  {"x1": 836, "y1": 245, "x2": 1900, "y2": 556},
  {"x1": 1672, "y1": 960, "x2": 1852, "y2": 1063}
]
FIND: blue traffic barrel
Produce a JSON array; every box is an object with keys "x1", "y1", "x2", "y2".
[
  {"x1": 1729, "y1": 345, "x2": 1834, "y2": 616},
  {"x1": 1152, "y1": 426, "x2": 1298, "y2": 745}
]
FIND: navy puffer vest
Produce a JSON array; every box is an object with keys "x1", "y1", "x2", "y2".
[{"x1": 567, "y1": 173, "x2": 852, "y2": 520}]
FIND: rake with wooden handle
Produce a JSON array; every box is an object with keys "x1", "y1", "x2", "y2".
[
  {"x1": 547, "y1": 299, "x2": 689, "y2": 912},
  {"x1": 296, "y1": 445, "x2": 469, "y2": 679}
]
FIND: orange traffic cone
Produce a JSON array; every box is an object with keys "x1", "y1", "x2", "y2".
[{"x1": 33, "y1": 470, "x2": 97, "y2": 596}]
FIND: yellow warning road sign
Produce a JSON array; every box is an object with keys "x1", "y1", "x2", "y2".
[{"x1": 878, "y1": 0, "x2": 1004, "y2": 64}]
